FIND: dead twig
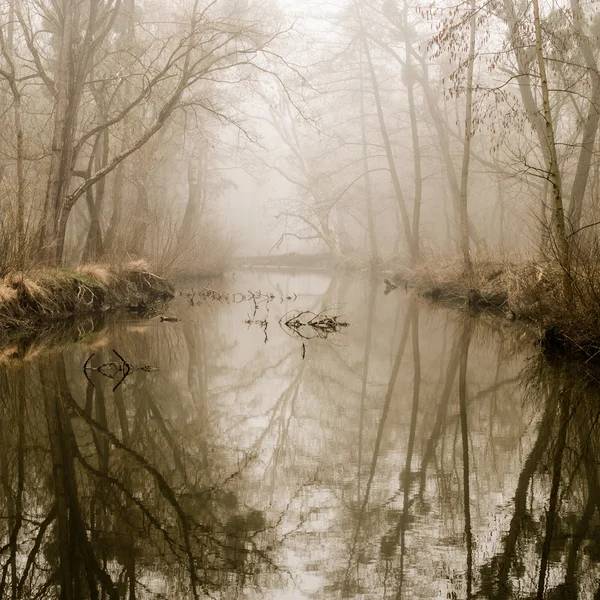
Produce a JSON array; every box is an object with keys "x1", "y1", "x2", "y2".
[{"x1": 279, "y1": 306, "x2": 349, "y2": 341}]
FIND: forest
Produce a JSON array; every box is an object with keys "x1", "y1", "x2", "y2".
[
  {"x1": 2, "y1": 2, "x2": 600, "y2": 597},
  {"x1": 1, "y1": 0, "x2": 600, "y2": 345}
]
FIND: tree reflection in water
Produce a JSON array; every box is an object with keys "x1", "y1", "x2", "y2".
[
  {"x1": 0, "y1": 271, "x2": 599, "y2": 599},
  {"x1": 0, "y1": 346, "x2": 275, "y2": 599}
]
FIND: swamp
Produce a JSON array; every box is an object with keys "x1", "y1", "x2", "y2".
[
  {"x1": 4, "y1": 0, "x2": 600, "y2": 597},
  {"x1": 0, "y1": 270, "x2": 598, "y2": 599}
]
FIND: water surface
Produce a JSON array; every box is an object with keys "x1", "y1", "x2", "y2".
[{"x1": 0, "y1": 270, "x2": 598, "y2": 599}]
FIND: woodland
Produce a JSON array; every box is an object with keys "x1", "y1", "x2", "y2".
[{"x1": 1, "y1": 0, "x2": 600, "y2": 344}]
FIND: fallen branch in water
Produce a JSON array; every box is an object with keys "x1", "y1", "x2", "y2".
[
  {"x1": 181, "y1": 287, "x2": 297, "y2": 307},
  {"x1": 279, "y1": 306, "x2": 349, "y2": 341}
]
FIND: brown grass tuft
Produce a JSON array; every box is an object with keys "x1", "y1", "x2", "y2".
[
  {"x1": 75, "y1": 264, "x2": 114, "y2": 286},
  {"x1": 122, "y1": 259, "x2": 151, "y2": 273},
  {"x1": 0, "y1": 282, "x2": 18, "y2": 304},
  {"x1": 22, "y1": 278, "x2": 50, "y2": 302}
]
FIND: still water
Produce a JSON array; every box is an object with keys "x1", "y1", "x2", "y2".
[{"x1": 0, "y1": 270, "x2": 599, "y2": 599}]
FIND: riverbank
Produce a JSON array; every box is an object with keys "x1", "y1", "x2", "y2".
[
  {"x1": 389, "y1": 259, "x2": 600, "y2": 359},
  {"x1": 0, "y1": 262, "x2": 174, "y2": 338}
]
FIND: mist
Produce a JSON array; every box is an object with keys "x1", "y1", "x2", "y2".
[
  {"x1": 2, "y1": 0, "x2": 594, "y2": 272},
  {"x1": 3, "y1": 2, "x2": 600, "y2": 598}
]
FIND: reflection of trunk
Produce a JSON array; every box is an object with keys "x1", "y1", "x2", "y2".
[
  {"x1": 114, "y1": 383, "x2": 130, "y2": 444},
  {"x1": 40, "y1": 355, "x2": 119, "y2": 600},
  {"x1": 564, "y1": 485, "x2": 594, "y2": 595},
  {"x1": 41, "y1": 365, "x2": 77, "y2": 599},
  {"x1": 184, "y1": 325, "x2": 206, "y2": 412},
  {"x1": 357, "y1": 281, "x2": 377, "y2": 500},
  {"x1": 536, "y1": 391, "x2": 569, "y2": 600},
  {"x1": 395, "y1": 299, "x2": 420, "y2": 598},
  {"x1": 419, "y1": 336, "x2": 461, "y2": 497},
  {"x1": 496, "y1": 388, "x2": 557, "y2": 597},
  {"x1": 0, "y1": 372, "x2": 24, "y2": 599},
  {"x1": 458, "y1": 319, "x2": 473, "y2": 598},
  {"x1": 346, "y1": 307, "x2": 411, "y2": 581}
]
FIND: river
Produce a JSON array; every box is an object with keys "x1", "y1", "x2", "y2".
[{"x1": 0, "y1": 269, "x2": 598, "y2": 599}]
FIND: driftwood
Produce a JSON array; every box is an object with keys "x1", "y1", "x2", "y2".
[
  {"x1": 83, "y1": 348, "x2": 158, "y2": 391},
  {"x1": 182, "y1": 287, "x2": 285, "y2": 305},
  {"x1": 279, "y1": 307, "x2": 349, "y2": 341}
]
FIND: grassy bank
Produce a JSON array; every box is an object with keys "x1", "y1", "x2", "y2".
[
  {"x1": 0, "y1": 261, "x2": 174, "y2": 336},
  {"x1": 390, "y1": 259, "x2": 600, "y2": 359}
]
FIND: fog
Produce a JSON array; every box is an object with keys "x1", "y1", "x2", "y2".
[
  {"x1": 2, "y1": 0, "x2": 596, "y2": 273},
  {"x1": 3, "y1": 3, "x2": 600, "y2": 598}
]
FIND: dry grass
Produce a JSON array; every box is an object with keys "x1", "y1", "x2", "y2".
[
  {"x1": 121, "y1": 259, "x2": 151, "y2": 273},
  {"x1": 0, "y1": 263, "x2": 174, "y2": 343},
  {"x1": 393, "y1": 258, "x2": 563, "y2": 315},
  {"x1": 22, "y1": 278, "x2": 50, "y2": 302},
  {"x1": 0, "y1": 282, "x2": 18, "y2": 304},
  {"x1": 392, "y1": 254, "x2": 600, "y2": 357},
  {"x1": 75, "y1": 264, "x2": 114, "y2": 286}
]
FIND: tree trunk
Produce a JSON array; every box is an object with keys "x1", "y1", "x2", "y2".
[
  {"x1": 127, "y1": 182, "x2": 149, "y2": 257},
  {"x1": 103, "y1": 164, "x2": 124, "y2": 254},
  {"x1": 359, "y1": 50, "x2": 380, "y2": 264},
  {"x1": 413, "y1": 53, "x2": 485, "y2": 252},
  {"x1": 532, "y1": 0, "x2": 571, "y2": 294},
  {"x1": 567, "y1": 0, "x2": 600, "y2": 233},
  {"x1": 180, "y1": 143, "x2": 202, "y2": 244},
  {"x1": 82, "y1": 188, "x2": 104, "y2": 263},
  {"x1": 82, "y1": 127, "x2": 109, "y2": 261},
  {"x1": 14, "y1": 90, "x2": 24, "y2": 253},
  {"x1": 0, "y1": 2, "x2": 26, "y2": 261},
  {"x1": 458, "y1": 0, "x2": 476, "y2": 274},
  {"x1": 502, "y1": 0, "x2": 561, "y2": 252},
  {"x1": 404, "y1": 1, "x2": 422, "y2": 265},
  {"x1": 41, "y1": 2, "x2": 80, "y2": 262},
  {"x1": 358, "y1": 6, "x2": 414, "y2": 262}
]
